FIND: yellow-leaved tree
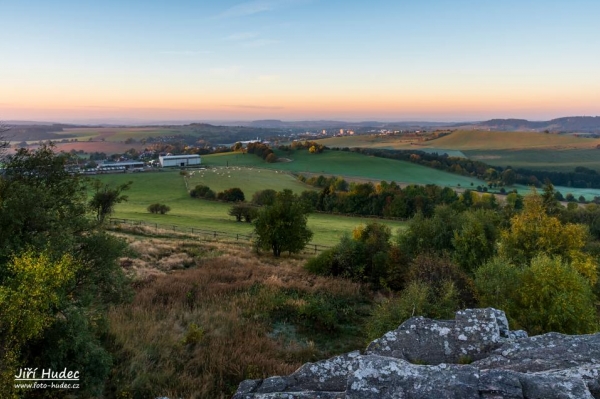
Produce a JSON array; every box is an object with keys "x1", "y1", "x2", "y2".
[
  {"x1": 0, "y1": 251, "x2": 78, "y2": 396},
  {"x1": 499, "y1": 193, "x2": 598, "y2": 285}
]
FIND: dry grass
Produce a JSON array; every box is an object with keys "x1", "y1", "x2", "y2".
[{"x1": 106, "y1": 232, "x2": 369, "y2": 399}]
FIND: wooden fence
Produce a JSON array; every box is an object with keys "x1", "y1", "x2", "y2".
[{"x1": 107, "y1": 218, "x2": 332, "y2": 255}]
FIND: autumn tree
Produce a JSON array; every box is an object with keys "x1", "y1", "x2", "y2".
[{"x1": 499, "y1": 193, "x2": 597, "y2": 285}]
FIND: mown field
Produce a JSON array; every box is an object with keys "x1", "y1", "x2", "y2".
[
  {"x1": 319, "y1": 130, "x2": 600, "y2": 172},
  {"x1": 97, "y1": 169, "x2": 407, "y2": 246},
  {"x1": 202, "y1": 150, "x2": 483, "y2": 188},
  {"x1": 466, "y1": 148, "x2": 600, "y2": 172}
]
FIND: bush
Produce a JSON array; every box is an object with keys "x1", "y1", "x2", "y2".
[
  {"x1": 304, "y1": 248, "x2": 337, "y2": 275},
  {"x1": 190, "y1": 184, "x2": 215, "y2": 199},
  {"x1": 365, "y1": 280, "x2": 460, "y2": 342},
  {"x1": 148, "y1": 203, "x2": 171, "y2": 214},
  {"x1": 217, "y1": 187, "x2": 245, "y2": 202},
  {"x1": 406, "y1": 253, "x2": 477, "y2": 308}
]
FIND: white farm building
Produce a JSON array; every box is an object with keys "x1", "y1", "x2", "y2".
[{"x1": 159, "y1": 154, "x2": 201, "y2": 168}]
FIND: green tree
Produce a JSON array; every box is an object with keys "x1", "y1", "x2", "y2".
[
  {"x1": 254, "y1": 189, "x2": 313, "y2": 256},
  {"x1": 397, "y1": 206, "x2": 461, "y2": 257},
  {"x1": 89, "y1": 180, "x2": 132, "y2": 223},
  {"x1": 501, "y1": 168, "x2": 516, "y2": 186},
  {"x1": 474, "y1": 256, "x2": 522, "y2": 322},
  {"x1": 541, "y1": 181, "x2": 562, "y2": 215},
  {"x1": 0, "y1": 145, "x2": 130, "y2": 397},
  {"x1": 452, "y1": 209, "x2": 500, "y2": 274},
  {"x1": 252, "y1": 189, "x2": 277, "y2": 206},
  {"x1": 517, "y1": 254, "x2": 598, "y2": 335},
  {"x1": 228, "y1": 203, "x2": 257, "y2": 222}
]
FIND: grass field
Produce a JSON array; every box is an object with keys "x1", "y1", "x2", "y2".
[
  {"x1": 186, "y1": 167, "x2": 309, "y2": 197},
  {"x1": 202, "y1": 150, "x2": 483, "y2": 188},
  {"x1": 319, "y1": 131, "x2": 600, "y2": 173},
  {"x1": 321, "y1": 130, "x2": 600, "y2": 151},
  {"x1": 466, "y1": 148, "x2": 600, "y2": 172},
  {"x1": 425, "y1": 130, "x2": 600, "y2": 151},
  {"x1": 96, "y1": 170, "x2": 406, "y2": 246}
]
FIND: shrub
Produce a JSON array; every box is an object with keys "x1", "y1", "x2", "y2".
[
  {"x1": 365, "y1": 280, "x2": 460, "y2": 342},
  {"x1": 304, "y1": 248, "x2": 337, "y2": 275},
  {"x1": 217, "y1": 187, "x2": 245, "y2": 202},
  {"x1": 148, "y1": 203, "x2": 171, "y2": 214},
  {"x1": 406, "y1": 253, "x2": 477, "y2": 308},
  {"x1": 190, "y1": 184, "x2": 214, "y2": 199}
]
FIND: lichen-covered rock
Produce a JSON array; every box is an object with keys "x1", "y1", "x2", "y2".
[
  {"x1": 232, "y1": 351, "x2": 361, "y2": 399},
  {"x1": 473, "y1": 332, "x2": 600, "y2": 396},
  {"x1": 345, "y1": 357, "x2": 593, "y2": 399},
  {"x1": 233, "y1": 392, "x2": 344, "y2": 399},
  {"x1": 366, "y1": 308, "x2": 525, "y2": 364},
  {"x1": 346, "y1": 355, "x2": 481, "y2": 398},
  {"x1": 234, "y1": 308, "x2": 599, "y2": 399}
]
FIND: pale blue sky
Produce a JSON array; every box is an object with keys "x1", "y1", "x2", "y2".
[{"x1": 1, "y1": 0, "x2": 599, "y2": 122}]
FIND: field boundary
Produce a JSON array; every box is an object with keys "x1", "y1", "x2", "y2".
[{"x1": 107, "y1": 218, "x2": 332, "y2": 255}]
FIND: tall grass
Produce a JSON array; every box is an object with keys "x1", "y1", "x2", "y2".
[{"x1": 105, "y1": 237, "x2": 370, "y2": 398}]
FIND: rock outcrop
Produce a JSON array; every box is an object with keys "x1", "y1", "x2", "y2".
[{"x1": 233, "y1": 308, "x2": 600, "y2": 399}]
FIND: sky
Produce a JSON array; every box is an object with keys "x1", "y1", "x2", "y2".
[{"x1": 1, "y1": 0, "x2": 599, "y2": 123}]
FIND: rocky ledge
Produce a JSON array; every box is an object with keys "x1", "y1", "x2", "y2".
[{"x1": 233, "y1": 308, "x2": 600, "y2": 399}]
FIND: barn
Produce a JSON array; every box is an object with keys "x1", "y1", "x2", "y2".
[{"x1": 159, "y1": 154, "x2": 201, "y2": 167}]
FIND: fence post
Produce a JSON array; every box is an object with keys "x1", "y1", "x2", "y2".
[
  {"x1": 213, "y1": 231, "x2": 217, "y2": 238},
  {"x1": 314, "y1": 244, "x2": 317, "y2": 254},
  {"x1": 236, "y1": 233, "x2": 239, "y2": 241}
]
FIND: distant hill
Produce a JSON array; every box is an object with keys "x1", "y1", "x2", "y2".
[
  {"x1": 238, "y1": 120, "x2": 452, "y2": 130},
  {"x1": 456, "y1": 116, "x2": 600, "y2": 133},
  {"x1": 2, "y1": 124, "x2": 77, "y2": 141}
]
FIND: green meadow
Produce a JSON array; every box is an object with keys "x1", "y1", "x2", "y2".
[
  {"x1": 202, "y1": 150, "x2": 483, "y2": 188},
  {"x1": 96, "y1": 169, "x2": 406, "y2": 246}
]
